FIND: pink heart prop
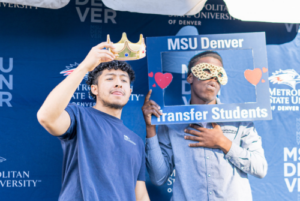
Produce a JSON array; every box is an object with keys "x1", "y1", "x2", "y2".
[
  {"x1": 152, "y1": 84, "x2": 156, "y2": 87},
  {"x1": 148, "y1": 72, "x2": 153, "y2": 77},
  {"x1": 154, "y1": 72, "x2": 173, "y2": 89},
  {"x1": 244, "y1": 68, "x2": 262, "y2": 86},
  {"x1": 262, "y1": 67, "x2": 268, "y2": 73}
]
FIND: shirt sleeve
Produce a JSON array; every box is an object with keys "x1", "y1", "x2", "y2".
[
  {"x1": 225, "y1": 121, "x2": 268, "y2": 178},
  {"x1": 137, "y1": 143, "x2": 146, "y2": 181},
  {"x1": 145, "y1": 125, "x2": 174, "y2": 186},
  {"x1": 57, "y1": 103, "x2": 78, "y2": 141}
]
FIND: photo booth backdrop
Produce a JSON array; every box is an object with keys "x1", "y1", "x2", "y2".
[{"x1": 0, "y1": 0, "x2": 300, "y2": 200}]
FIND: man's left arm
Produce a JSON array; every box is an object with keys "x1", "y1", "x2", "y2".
[
  {"x1": 135, "y1": 181, "x2": 150, "y2": 201},
  {"x1": 184, "y1": 122, "x2": 268, "y2": 178},
  {"x1": 224, "y1": 122, "x2": 268, "y2": 178}
]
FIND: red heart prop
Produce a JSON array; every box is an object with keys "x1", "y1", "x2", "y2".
[
  {"x1": 244, "y1": 68, "x2": 262, "y2": 86},
  {"x1": 148, "y1": 72, "x2": 153, "y2": 77},
  {"x1": 152, "y1": 84, "x2": 156, "y2": 87},
  {"x1": 262, "y1": 67, "x2": 268, "y2": 73},
  {"x1": 154, "y1": 72, "x2": 173, "y2": 89}
]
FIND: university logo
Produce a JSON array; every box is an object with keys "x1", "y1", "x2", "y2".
[
  {"x1": 124, "y1": 135, "x2": 136, "y2": 145},
  {"x1": 0, "y1": 157, "x2": 6, "y2": 163},
  {"x1": 0, "y1": 157, "x2": 42, "y2": 187},
  {"x1": 269, "y1": 69, "x2": 300, "y2": 111},
  {"x1": 60, "y1": 62, "x2": 89, "y2": 80},
  {"x1": 269, "y1": 69, "x2": 300, "y2": 90}
]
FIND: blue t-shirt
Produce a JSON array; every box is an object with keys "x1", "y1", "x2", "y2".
[{"x1": 57, "y1": 104, "x2": 146, "y2": 201}]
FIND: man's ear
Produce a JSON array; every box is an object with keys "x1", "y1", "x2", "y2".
[
  {"x1": 91, "y1": 85, "x2": 98, "y2": 96},
  {"x1": 187, "y1": 73, "x2": 193, "y2": 84}
]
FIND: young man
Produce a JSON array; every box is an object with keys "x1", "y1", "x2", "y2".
[
  {"x1": 37, "y1": 42, "x2": 150, "y2": 201},
  {"x1": 142, "y1": 51, "x2": 268, "y2": 201}
]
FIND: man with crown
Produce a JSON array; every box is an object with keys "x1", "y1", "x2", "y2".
[
  {"x1": 142, "y1": 51, "x2": 268, "y2": 201},
  {"x1": 37, "y1": 40, "x2": 150, "y2": 201}
]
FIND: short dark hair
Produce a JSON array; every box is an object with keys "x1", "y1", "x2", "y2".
[
  {"x1": 86, "y1": 60, "x2": 135, "y2": 100},
  {"x1": 187, "y1": 51, "x2": 223, "y2": 75}
]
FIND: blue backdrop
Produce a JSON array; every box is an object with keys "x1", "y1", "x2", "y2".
[{"x1": 0, "y1": 0, "x2": 300, "y2": 200}]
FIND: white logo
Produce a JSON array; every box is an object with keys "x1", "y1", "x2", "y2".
[
  {"x1": 0, "y1": 157, "x2": 6, "y2": 163},
  {"x1": 269, "y1": 69, "x2": 300, "y2": 111},
  {"x1": 124, "y1": 135, "x2": 136, "y2": 145},
  {"x1": 60, "y1": 62, "x2": 89, "y2": 80},
  {"x1": 269, "y1": 69, "x2": 300, "y2": 90}
]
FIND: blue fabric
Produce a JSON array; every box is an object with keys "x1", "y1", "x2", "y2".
[
  {"x1": 145, "y1": 121, "x2": 267, "y2": 201},
  {"x1": 0, "y1": 0, "x2": 299, "y2": 200},
  {"x1": 57, "y1": 104, "x2": 145, "y2": 201}
]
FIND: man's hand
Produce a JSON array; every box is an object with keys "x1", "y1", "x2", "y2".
[
  {"x1": 142, "y1": 90, "x2": 162, "y2": 126},
  {"x1": 141, "y1": 90, "x2": 162, "y2": 138},
  {"x1": 81, "y1": 42, "x2": 116, "y2": 72},
  {"x1": 184, "y1": 123, "x2": 232, "y2": 154}
]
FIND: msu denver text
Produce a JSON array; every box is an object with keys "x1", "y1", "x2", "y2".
[{"x1": 167, "y1": 37, "x2": 244, "y2": 50}]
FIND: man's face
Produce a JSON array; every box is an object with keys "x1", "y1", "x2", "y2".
[
  {"x1": 187, "y1": 57, "x2": 222, "y2": 103},
  {"x1": 91, "y1": 69, "x2": 132, "y2": 109}
]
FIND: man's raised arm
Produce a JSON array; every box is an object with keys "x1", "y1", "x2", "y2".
[
  {"x1": 142, "y1": 91, "x2": 174, "y2": 185},
  {"x1": 37, "y1": 42, "x2": 115, "y2": 136}
]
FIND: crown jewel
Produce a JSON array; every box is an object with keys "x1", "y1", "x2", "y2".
[{"x1": 107, "y1": 32, "x2": 146, "y2": 61}]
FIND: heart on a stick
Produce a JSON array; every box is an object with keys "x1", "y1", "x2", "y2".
[
  {"x1": 244, "y1": 68, "x2": 262, "y2": 86},
  {"x1": 154, "y1": 72, "x2": 173, "y2": 89}
]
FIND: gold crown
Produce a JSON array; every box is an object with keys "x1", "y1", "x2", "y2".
[{"x1": 107, "y1": 32, "x2": 146, "y2": 61}]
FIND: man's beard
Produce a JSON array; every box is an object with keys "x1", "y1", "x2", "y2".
[{"x1": 100, "y1": 98, "x2": 125, "y2": 110}]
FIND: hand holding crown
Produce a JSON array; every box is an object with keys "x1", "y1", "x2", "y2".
[
  {"x1": 81, "y1": 42, "x2": 116, "y2": 72},
  {"x1": 80, "y1": 33, "x2": 146, "y2": 72}
]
